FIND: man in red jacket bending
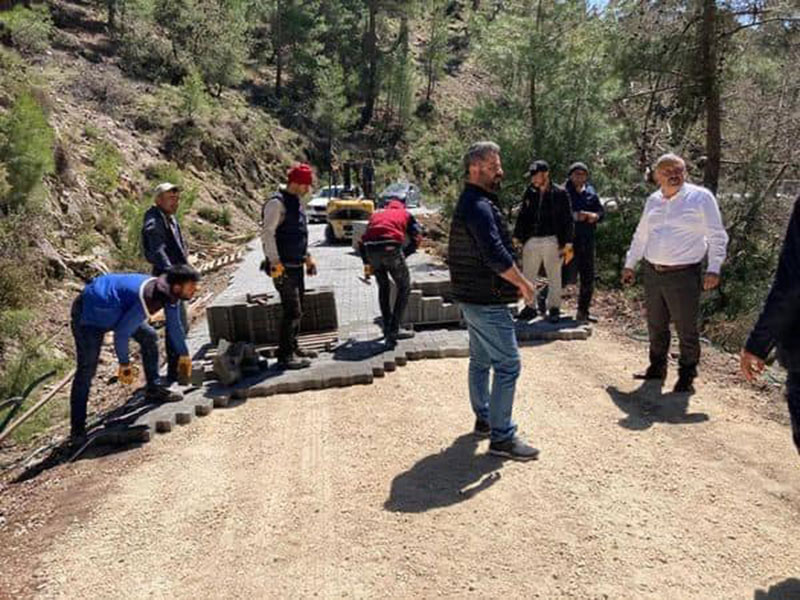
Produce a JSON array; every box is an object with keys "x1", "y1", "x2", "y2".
[{"x1": 359, "y1": 197, "x2": 423, "y2": 345}]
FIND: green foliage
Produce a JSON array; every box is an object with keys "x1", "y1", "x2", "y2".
[
  {"x1": 118, "y1": 18, "x2": 185, "y2": 83},
  {"x1": 179, "y1": 68, "x2": 209, "y2": 119},
  {"x1": 88, "y1": 140, "x2": 124, "y2": 195},
  {"x1": 197, "y1": 206, "x2": 232, "y2": 227},
  {"x1": 0, "y1": 335, "x2": 71, "y2": 444},
  {"x1": 0, "y1": 91, "x2": 54, "y2": 213},
  {"x1": 0, "y1": 4, "x2": 53, "y2": 55},
  {"x1": 188, "y1": 220, "x2": 218, "y2": 243},
  {"x1": 114, "y1": 193, "x2": 151, "y2": 271},
  {"x1": 153, "y1": 0, "x2": 250, "y2": 95},
  {"x1": 420, "y1": 0, "x2": 449, "y2": 106},
  {"x1": 313, "y1": 58, "x2": 355, "y2": 145}
]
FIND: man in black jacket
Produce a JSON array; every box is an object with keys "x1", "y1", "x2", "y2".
[
  {"x1": 141, "y1": 182, "x2": 190, "y2": 382},
  {"x1": 513, "y1": 160, "x2": 574, "y2": 323},
  {"x1": 448, "y1": 141, "x2": 539, "y2": 462},
  {"x1": 566, "y1": 162, "x2": 604, "y2": 322},
  {"x1": 741, "y1": 195, "x2": 800, "y2": 454}
]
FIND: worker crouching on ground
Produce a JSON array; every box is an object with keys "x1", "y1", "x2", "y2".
[
  {"x1": 261, "y1": 163, "x2": 319, "y2": 370},
  {"x1": 359, "y1": 195, "x2": 423, "y2": 346},
  {"x1": 69, "y1": 265, "x2": 201, "y2": 444}
]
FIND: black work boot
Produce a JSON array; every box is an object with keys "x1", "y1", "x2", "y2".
[
  {"x1": 145, "y1": 385, "x2": 183, "y2": 403},
  {"x1": 634, "y1": 363, "x2": 667, "y2": 380},
  {"x1": 517, "y1": 306, "x2": 537, "y2": 321},
  {"x1": 548, "y1": 308, "x2": 561, "y2": 324},
  {"x1": 673, "y1": 366, "x2": 697, "y2": 394},
  {"x1": 277, "y1": 355, "x2": 311, "y2": 370},
  {"x1": 473, "y1": 417, "x2": 490, "y2": 438}
]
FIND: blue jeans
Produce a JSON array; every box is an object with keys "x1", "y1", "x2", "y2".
[
  {"x1": 69, "y1": 296, "x2": 160, "y2": 436},
  {"x1": 460, "y1": 303, "x2": 521, "y2": 442}
]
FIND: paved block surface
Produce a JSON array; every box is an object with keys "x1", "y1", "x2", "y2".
[{"x1": 101, "y1": 224, "x2": 590, "y2": 440}]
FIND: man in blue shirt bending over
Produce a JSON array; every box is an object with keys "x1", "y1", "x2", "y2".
[{"x1": 68, "y1": 265, "x2": 200, "y2": 443}]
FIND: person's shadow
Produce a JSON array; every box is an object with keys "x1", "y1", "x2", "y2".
[
  {"x1": 606, "y1": 380, "x2": 709, "y2": 431},
  {"x1": 333, "y1": 337, "x2": 387, "y2": 362},
  {"x1": 754, "y1": 578, "x2": 800, "y2": 599},
  {"x1": 384, "y1": 433, "x2": 505, "y2": 513}
]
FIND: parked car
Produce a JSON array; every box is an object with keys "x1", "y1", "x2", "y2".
[{"x1": 377, "y1": 182, "x2": 422, "y2": 209}]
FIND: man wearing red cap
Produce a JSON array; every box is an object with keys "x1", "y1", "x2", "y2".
[{"x1": 261, "y1": 163, "x2": 319, "y2": 370}]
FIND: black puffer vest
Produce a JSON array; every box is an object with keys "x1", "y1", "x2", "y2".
[
  {"x1": 274, "y1": 190, "x2": 308, "y2": 266},
  {"x1": 448, "y1": 185, "x2": 519, "y2": 305}
]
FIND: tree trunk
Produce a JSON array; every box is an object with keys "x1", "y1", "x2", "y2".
[
  {"x1": 274, "y1": 0, "x2": 284, "y2": 97},
  {"x1": 360, "y1": 1, "x2": 378, "y2": 128},
  {"x1": 700, "y1": 0, "x2": 721, "y2": 193}
]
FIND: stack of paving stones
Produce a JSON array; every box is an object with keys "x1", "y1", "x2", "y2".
[
  {"x1": 207, "y1": 287, "x2": 338, "y2": 344},
  {"x1": 390, "y1": 276, "x2": 462, "y2": 327}
]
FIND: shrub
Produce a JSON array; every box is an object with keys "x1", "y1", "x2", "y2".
[
  {"x1": 180, "y1": 68, "x2": 209, "y2": 120},
  {"x1": 88, "y1": 140, "x2": 123, "y2": 195},
  {"x1": 0, "y1": 258, "x2": 37, "y2": 311},
  {"x1": 118, "y1": 22, "x2": 185, "y2": 83},
  {"x1": 197, "y1": 206, "x2": 231, "y2": 227},
  {"x1": 0, "y1": 91, "x2": 54, "y2": 213},
  {"x1": 114, "y1": 193, "x2": 151, "y2": 271},
  {"x1": 188, "y1": 221, "x2": 217, "y2": 243},
  {"x1": 0, "y1": 5, "x2": 53, "y2": 56}
]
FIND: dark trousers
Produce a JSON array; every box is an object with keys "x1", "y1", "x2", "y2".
[
  {"x1": 165, "y1": 299, "x2": 189, "y2": 380},
  {"x1": 274, "y1": 266, "x2": 305, "y2": 361},
  {"x1": 643, "y1": 262, "x2": 702, "y2": 376},
  {"x1": 574, "y1": 235, "x2": 596, "y2": 314},
  {"x1": 366, "y1": 243, "x2": 410, "y2": 336},
  {"x1": 787, "y1": 372, "x2": 800, "y2": 452},
  {"x1": 69, "y1": 296, "x2": 159, "y2": 436}
]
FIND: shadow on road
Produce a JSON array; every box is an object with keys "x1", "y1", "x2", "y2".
[
  {"x1": 333, "y1": 337, "x2": 387, "y2": 362},
  {"x1": 606, "y1": 380, "x2": 709, "y2": 431},
  {"x1": 754, "y1": 578, "x2": 800, "y2": 599},
  {"x1": 384, "y1": 433, "x2": 504, "y2": 513}
]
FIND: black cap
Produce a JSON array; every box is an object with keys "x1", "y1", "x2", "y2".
[
  {"x1": 528, "y1": 160, "x2": 550, "y2": 176},
  {"x1": 568, "y1": 161, "x2": 589, "y2": 176}
]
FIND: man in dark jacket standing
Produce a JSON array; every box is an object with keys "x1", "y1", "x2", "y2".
[
  {"x1": 141, "y1": 182, "x2": 190, "y2": 382},
  {"x1": 565, "y1": 162, "x2": 604, "y2": 322},
  {"x1": 261, "y1": 164, "x2": 319, "y2": 370},
  {"x1": 741, "y1": 196, "x2": 800, "y2": 454},
  {"x1": 449, "y1": 141, "x2": 539, "y2": 462},
  {"x1": 359, "y1": 198, "x2": 423, "y2": 345},
  {"x1": 513, "y1": 160, "x2": 574, "y2": 323}
]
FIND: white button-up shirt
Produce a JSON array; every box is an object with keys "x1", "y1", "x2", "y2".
[{"x1": 625, "y1": 183, "x2": 729, "y2": 274}]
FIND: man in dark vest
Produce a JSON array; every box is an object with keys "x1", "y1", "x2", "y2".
[
  {"x1": 741, "y1": 195, "x2": 800, "y2": 455},
  {"x1": 448, "y1": 141, "x2": 539, "y2": 462},
  {"x1": 358, "y1": 197, "x2": 423, "y2": 345},
  {"x1": 261, "y1": 164, "x2": 319, "y2": 370},
  {"x1": 141, "y1": 182, "x2": 191, "y2": 382}
]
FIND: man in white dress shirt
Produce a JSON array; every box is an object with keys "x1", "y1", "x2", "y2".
[{"x1": 622, "y1": 153, "x2": 729, "y2": 393}]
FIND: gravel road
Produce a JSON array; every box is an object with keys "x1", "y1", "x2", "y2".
[{"x1": 13, "y1": 327, "x2": 800, "y2": 599}]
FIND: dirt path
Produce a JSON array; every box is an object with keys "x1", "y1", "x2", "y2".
[{"x1": 5, "y1": 327, "x2": 800, "y2": 599}]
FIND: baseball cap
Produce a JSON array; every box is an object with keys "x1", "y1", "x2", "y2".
[
  {"x1": 528, "y1": 160, "x2": 550, "y2": 176},
  {"x1": 153, "y1": 182, "x2": 180, "y2": 197},
  {"x1": 568, "y1": 161, "x2": 590, "y2": 176}
]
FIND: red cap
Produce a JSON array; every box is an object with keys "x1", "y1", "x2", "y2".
[{"x1": 288, "y1": 163, "x2": 314, "y2": 186}]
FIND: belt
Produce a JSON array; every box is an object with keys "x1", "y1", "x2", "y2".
[
  {"x1": 648, "y1": 261, "x2": 699, "y2": 273},
  {"x1": 364, "y1": 240, "x2": 401, "y2": 249}
]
